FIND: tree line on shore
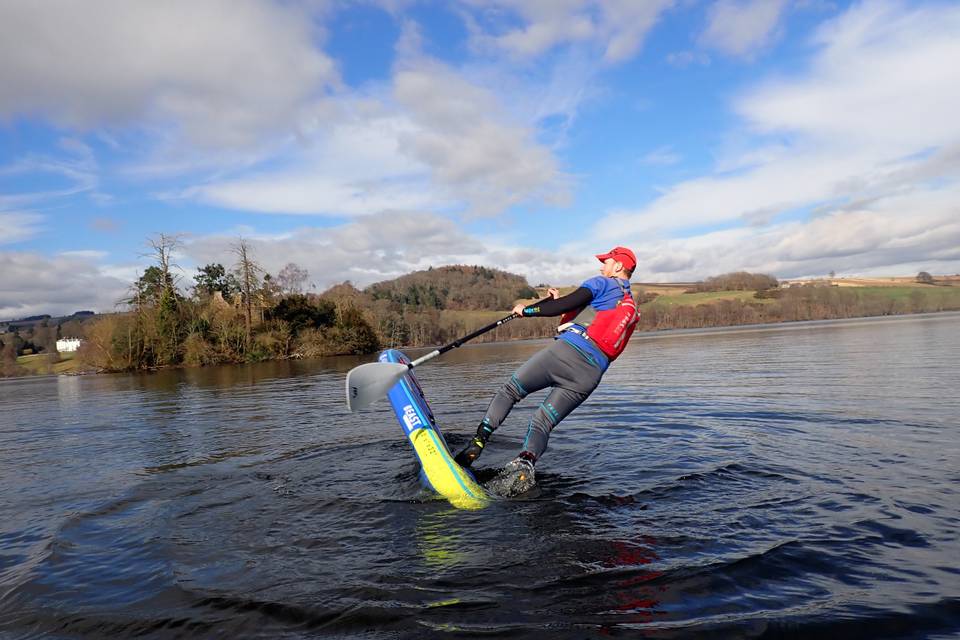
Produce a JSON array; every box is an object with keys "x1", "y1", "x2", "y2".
[
  {"x1": 70, "y1": 236, "x2": 557, "y2": 373},
  {"x1": 2, "y1": 237, "x2": 958, "y2": 378},
  {"x1": 77, "y1": 242, "x2": 958, "y2": 373},
  {"x1": 0, "y1": 238, "x2": 557, "y2": 376},
  {"x1": 689, "y1": 271, "x2": 779, "y2": 292},
  {"x1": 639, "y1": 282, "x2": 958, "y2": 330},
  {"x1": 76, "y1": 235, "x2": 383, "y2": 372}
]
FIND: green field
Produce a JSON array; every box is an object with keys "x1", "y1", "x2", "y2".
[
  {"x1": 528, "y1": 283, "x2": 960, "y2": 314},
  {"x1": 15, "y1": 352, "x2": 83, "y2": 375},
  {"x1": 851, "y1": 286, "x2": 960, "y2": 303},
  {"x1": 634, "y1": 284, "x2": 960, "y2": 312},
  {"x1": 640, "y1": 290, "x2": 770, "y2": 310}
]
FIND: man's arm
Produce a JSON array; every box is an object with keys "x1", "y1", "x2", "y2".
[{"x1": 514, "y1": 287, "x2": 593, "y2": 317}]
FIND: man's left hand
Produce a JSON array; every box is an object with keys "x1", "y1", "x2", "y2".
[{"x1": 512, "y1": 303, "x2": 527, "y2": 316}]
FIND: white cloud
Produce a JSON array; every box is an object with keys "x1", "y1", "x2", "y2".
[
  {"x1": 600, "y1": 1, "x2": 677, "y2": 63},
  {"x1": 186, "y1": 101, "x2": 440, "y2": 215},
  {"x1": 640, "y1": 146, "x2": 682, "y2": 166},
  {"x1": 185, "y1": 212, "x2": 475, "y2": 288},
  {"x1": 700, "y1": 0, "x2": 788, "y2": 59},
  {"x1": 180, "y1": 211, "x2": 590, "y2": 293},
  {"x1": 592, "y1": 1, "x2": 960, "y2": 280},
  {"x1": 189, "y1": 56, "x2": 568, "y2": 217},
  {"x1": 190, "y1": 172, "x2": 438, "y2": 217},
  {"x1": 59, "y1": 250, "x2": 109, "y2": 260},
  {"x1": 418, "y1": 40, "x2": 602, "y2": 151},
  {"x1": 394, "y1": 62, "x2": 568, "y2": 216},
  {"x1": 0, "y1": 213, "x2": 45, "y2": 245},
  {"x1": 623, "y1": 186, "x2": 960, "y2": 281},
  {"x1": 0, "y1": 0, "x2": 337, "y2": 149},
  {"x1": 1, "y1": 2, "x2": 570, "y2": 219},
  {"x1": 0, "y1": 138, "x2": 100, "y2": 205},
  {"x1": 0, "y1": 252, "x2": 130, "y2": 318},
  {"x1": 739, "y1": 1, "x2": 960, "y2": 147},
  {"x1": 462, "y1": 0, "x2": 674, "y2": 63}
]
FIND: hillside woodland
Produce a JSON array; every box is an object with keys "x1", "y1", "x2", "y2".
[{"x1": 43, "y1": 236, "x2": 559, "y2": 373}]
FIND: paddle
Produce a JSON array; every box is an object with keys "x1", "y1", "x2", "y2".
[{"x1": 345, "y1": 298, "x2": 550, "y2": 411}]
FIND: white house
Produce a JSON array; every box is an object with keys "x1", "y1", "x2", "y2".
[{"x1": 56, "y1": 337, "x2": 82, "y2": 353}]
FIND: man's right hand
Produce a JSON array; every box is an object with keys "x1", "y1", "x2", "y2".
[{"x1": 512, "y1": 302, "x2": 528, "y2": 316}]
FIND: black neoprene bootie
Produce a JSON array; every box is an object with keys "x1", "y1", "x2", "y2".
[
  {"x1": 454, "y1": 436, "x2": 485, "y2": 467},
  {"x1": 454, "y1": 422, "x2": 493, "y2": 467}
]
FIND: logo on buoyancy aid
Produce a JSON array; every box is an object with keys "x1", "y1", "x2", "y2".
[{"x1": 402, "y1": 404, "x2": 423, "y2": 430}]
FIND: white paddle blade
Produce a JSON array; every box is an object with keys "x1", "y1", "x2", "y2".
[{"x1": 345, "y1": 362, "x2": 409, "y2": 411}]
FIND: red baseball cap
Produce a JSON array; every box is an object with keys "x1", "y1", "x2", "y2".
[{"x1": 596, "y1": 246, "x2": 636, "y2": 271}]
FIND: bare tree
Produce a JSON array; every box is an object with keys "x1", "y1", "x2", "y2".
[
  {"x1": 144, "y1": 234, "x2": 182, "y2": 294},
  {"x1": 142, "y1": 234, "x2": 186, "y2": 365},
  {"x1": 232, "y1": 238, "x2": 263, "y2": 349},
  {"x1": 276, "y1": 263, "x2": 309, "y2": 295},
  {"x1": 128, "y1": 233, "x2": 183, "y2": 306}
]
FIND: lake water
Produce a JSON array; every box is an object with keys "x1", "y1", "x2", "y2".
[{"x1": 1, "y1": 313, "x2": 959, "y2": 639}]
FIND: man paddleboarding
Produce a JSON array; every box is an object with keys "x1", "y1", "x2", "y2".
[{"x1": 455, "y1": 247, "x2": 640, "y2": 493}]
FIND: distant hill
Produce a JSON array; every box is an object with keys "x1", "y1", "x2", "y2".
[
  {"x1": 309, "y1": 265, "x2": 552, "y2": 350},
  {"x1": 1, "y1": 310, "x2": 97, "y2": 329},
  {"x1": 362, "y1": 265, "x2": 538, "y2": 311}
]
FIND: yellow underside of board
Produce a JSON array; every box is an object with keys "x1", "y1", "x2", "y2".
[{"x1": 409, "y1": 427, "x2": 489, "y2": 510}]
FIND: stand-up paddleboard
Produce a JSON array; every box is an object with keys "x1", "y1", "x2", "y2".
[{"x1": 379, "y1": 349, "x2": 489, "y2": 510}]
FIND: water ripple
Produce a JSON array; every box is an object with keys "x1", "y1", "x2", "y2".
[{"x1": 1, "y1": 314, "x2": 959, "y2": 638}]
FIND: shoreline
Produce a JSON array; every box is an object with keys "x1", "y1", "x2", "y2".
[
  {"x1": 4, "y1": 309, "x2": 959, "y2": 380},
  {"x1": 377, "y1": 308, "x2": 960, "y2": 356},
  {"x1": 629, "y1": 309, "x2": 960, "y2": 342}
]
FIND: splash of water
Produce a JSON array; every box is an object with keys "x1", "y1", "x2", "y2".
[{"x1": 485, "y1": 458, "x2": 536, "y2": 497}]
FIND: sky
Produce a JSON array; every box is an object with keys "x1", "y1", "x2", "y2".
[{"x1": 2, "y1": 0, "x2": 959, "y2": 318}]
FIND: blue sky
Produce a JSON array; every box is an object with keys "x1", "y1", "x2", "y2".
[{"x1": 2, "y1": 0, "x2": 960, "y2": 318}]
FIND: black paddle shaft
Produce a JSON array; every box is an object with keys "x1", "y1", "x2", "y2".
[{"x1": 435, "y1": 296, "x2": 553, "y2": 357}]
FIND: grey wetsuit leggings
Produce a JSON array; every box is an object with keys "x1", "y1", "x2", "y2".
[{"x1": 481, "y1": 339, "x2": 604, "y2": 461}]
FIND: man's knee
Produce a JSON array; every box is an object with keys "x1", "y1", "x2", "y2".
[{"x1": 503, "y1": 373, "x2": 529, "y2": 401}]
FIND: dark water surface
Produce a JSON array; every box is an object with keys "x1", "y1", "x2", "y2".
[{"x1": 2, "y1": 313, "x2": 960, "y2": 639}]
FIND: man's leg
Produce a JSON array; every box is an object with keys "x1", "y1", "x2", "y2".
[
  {"x1": 454, "y1": 346, "x2": 556, "y2": 466},
  {"x1": 519, "y1": 385, "x2": 591, "y2": 462},
  {"x1": 494, "y1": 363, "x2": 600, "y2": 495},
  {"x1": 518, "y1": 340, "x2": 604, "y2": 462}
]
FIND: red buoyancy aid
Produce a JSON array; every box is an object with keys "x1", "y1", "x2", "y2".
[{"x1": 558, "y1": 280, "x2": 639, "y2": 361}]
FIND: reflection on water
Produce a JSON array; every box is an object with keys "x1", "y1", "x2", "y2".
[
  {"x1": 1, "y1": 313, "x2": 959, "y2": 638},
  {"x1": 415, "y1": 509, "x2": 469, "y2": 570}
]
